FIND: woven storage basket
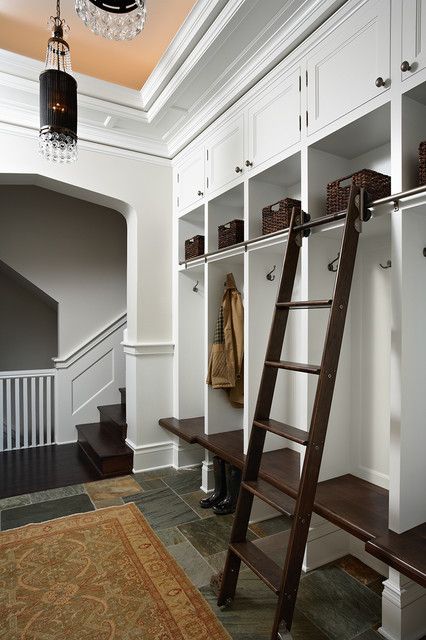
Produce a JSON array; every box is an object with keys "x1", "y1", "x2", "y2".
[
  {"x1": 326, "y1": 169, "x2": 391, "y2": 215},
  {"x1": 185, "y1": 235, "x2": 205, "y2": 260},
  {"x1": 419, "y1": 141, "x2": 426, "y2": 186},
  {"x1": 262, "y1": 198, "x2": 302, "y2": 235},
  {"x1": 218, "y1": 219, "x2": 244, "y2": 249}
]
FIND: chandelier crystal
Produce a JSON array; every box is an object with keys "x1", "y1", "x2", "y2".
[
  {"x1": 75, "y1": 0, "x2": 146, "y2": 41},
  {"x1": 39, "y1": 1, "x2": 78, "y2": 163}
]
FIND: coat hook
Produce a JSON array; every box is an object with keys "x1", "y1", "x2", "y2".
[
  {"x1": 380, "y1": 260, "x2": 392, "y2": 269},
  {"x1": 193, "y1": 280, "x2": 199, "y2": 292},
  {"x1": 266, "y1": 265, "x2": 276, "y2": 281},
  {"x1": 328, "y1": 253, "x2": 340, "y2": 273}
]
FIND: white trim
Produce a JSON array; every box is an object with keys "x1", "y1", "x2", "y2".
[
  {"x1": 122, "y1": 342, "x2": 175, "y2": 356},
  {"x1": 126, "y1": 438, "x2": 173, "y2": 473},
  {"x1": 0, "y1": 369, "x2": 55, "y2": 379},
  {"x1": 54, "y1": 314, "x2": 127, "y2": 369}
]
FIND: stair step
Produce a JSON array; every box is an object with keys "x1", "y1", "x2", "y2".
[
  {"x1": 276, "y1": 299, "x2": 332, "y2": 309},
  {"x1": 230, "y1": 541, "x2": 282, "y2": 593},
  {"x1": 242, "y1": 480, "x2": 295, "y2": 518},
  {"x1": 98, "y1": 403, "x2": 127, "y2": 441},
  {"x1": 77, "y1": 423, "x2": 133, "y2": 477},
  {"x1": 254, "y1": 419, "x2": 309, "y2": 445},
  {"x1": 265, "y1": 360, "x2": 321, "y2": 375}
]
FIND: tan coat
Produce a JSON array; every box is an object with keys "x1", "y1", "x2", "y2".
[{"x1": 206, "y1": 273, "x2": 244, "y2": 407}]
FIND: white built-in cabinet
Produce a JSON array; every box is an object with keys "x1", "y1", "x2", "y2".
[
  {"x1": 172, "y1": 1, "x2": 426, "y2": 631},
  {"x1": 306, "y1": 0, "x2": 390, "y2": 134},
  {"x1": 401, "y1": 0, "x2": 426, "y2": 81}
]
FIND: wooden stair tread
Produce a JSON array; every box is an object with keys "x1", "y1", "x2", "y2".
[
  {"x1": 98, "y1": 403, "x2": 126, "y2": 428},
  {"x1": 265, "y1": 360, "x2": 321, "y2": 374},
  {"x1": 76, "y1": 423, "x2": 131, "y2": 458},
  {"x1": 230, "y1": 541, "x2": 282, "y2": 593},
  {"x1": 159, "y1": 416, "x2": 204, "y2": 444},
  {"x1": 276, "y1": 300, "x2": 332, "y2": 309},
  {"x1": 254, "y1": 419, "x2": 309, "y2": 445},
  {"x1": 365, "y1": 524, "x2": 426, "y2": 588},
  {"x1": 243, "y1": 479, "x2": 295, "y2": 518}
]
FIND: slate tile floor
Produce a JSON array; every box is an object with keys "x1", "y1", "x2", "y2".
[{"x1": 0, "y1": 465, "x2": 386, "y2": 640}]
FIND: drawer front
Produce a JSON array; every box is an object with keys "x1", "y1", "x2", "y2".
[
  {"x1": 206, "y1": 115, "x2": 244, "y2": 194},
  {"x1": 177, "y1": 146, "x2": 205, "y2": 211}
]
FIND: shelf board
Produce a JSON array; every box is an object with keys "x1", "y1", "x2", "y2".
[
  {"x1": 159, "y1": 417, "x2": 425, "y2": 588},
  {"x1": 365, "y1": 524, "x2": 426, "y2": 588}
]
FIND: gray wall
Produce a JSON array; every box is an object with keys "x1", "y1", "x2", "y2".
[
  {"x1": 0, "y1": 267, "x2": 58, "y2": 370},
  {"x1": 0, "y1": 186, "x2": 127, "y2": 358}
]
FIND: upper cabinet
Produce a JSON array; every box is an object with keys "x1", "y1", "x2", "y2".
[
  {"x1": 247, "y1": 69, "x2": 301, "y2": 170},
  {"x1": 177, "y1": 145, "x2": 205, "y2": 212},
  {"x1": 401, "y1": 0, "x2": 426, "y2": 81},
  {"x1": 206, "y1": 114, "x2": 244, "y2": 195},
  {"x1": 306, "y1": 0, "x2": 390, "y2": 136}
]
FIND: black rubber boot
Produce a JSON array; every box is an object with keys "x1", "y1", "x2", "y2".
[
  {"x1": 213, "y1": 464, "x2": 242, "y2": 515},
  {"x1": 199, "y1": 456, "x2": 227, "y2": 509}
]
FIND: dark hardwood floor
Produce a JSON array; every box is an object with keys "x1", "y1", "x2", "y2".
[{"x1": 0, "y1": 444, "x2": 102, "y2": 499}]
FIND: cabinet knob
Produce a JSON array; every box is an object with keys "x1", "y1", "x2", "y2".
[
  {"x1": 235, "y1": 166, "x2": 243, "y2": 173},
  {"x1": 245, "y1": 160, "x2": 253, "y2": 168},
  {"x1": 375, "y1": 76, "x2": 387, "y2": 88},
  {"x1": 197, "y1": 190, "x2": 203, "y2": 196},
  {"x1": 400, "y1": 60, "x2": 412, "y2": 73}
]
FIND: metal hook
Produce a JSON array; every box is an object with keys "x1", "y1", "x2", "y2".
[
  {"x1": 328, "y1": 253, "x2": 340, "y2": 273},
  {"x1": 193, "y1": 281, "x2": 199, "y2": 293},
  {"x1": 266, "y1": 265, "x2": 276, "y2": 282},
  {"x1": 380, "y1": 260, "x2": 392, "y2": 269}
]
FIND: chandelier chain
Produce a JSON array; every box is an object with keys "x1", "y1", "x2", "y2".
[{"x1": 57, "y1": 0, "x2": 61, "y2": 19}]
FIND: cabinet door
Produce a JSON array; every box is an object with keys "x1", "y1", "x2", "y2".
[
  {"x1": 248, "y1": 70, "x2": 301, "y2": 168},
  {"x1": 177, "y1": 146, "x2": 205, "y2": 211},
  {"x1": 306, "y1": 0, "x2": 390, "y2": 135},
  {"x1": 206, "y1": 115, "x2": 244, "y2": 194},
  {"x1": 401, "y1": 0, "x2": 426, "y2": 81}
]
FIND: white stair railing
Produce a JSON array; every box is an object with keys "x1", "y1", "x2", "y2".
[{"x1": 0, "y1": 370, "x2": 56, "y2": 451}]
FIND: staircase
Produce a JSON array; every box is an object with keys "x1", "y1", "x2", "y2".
[{"x1": 76, "y1": 387, "x2": 133, "y2": 477}]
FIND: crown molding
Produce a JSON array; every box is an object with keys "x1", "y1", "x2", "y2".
[{"x1": 140, "y1": 0, "x2": 227, "y2": 110}]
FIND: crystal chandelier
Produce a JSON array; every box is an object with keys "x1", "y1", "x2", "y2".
[
  {"x1": 39, "y1": 1, "x2": 78, "y2": 163},
  {"x1": 75, "y1": 1, "x2": 147, "y2": 41}
]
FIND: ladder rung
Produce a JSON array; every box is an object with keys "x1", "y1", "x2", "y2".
[
  {"x1": 254, "y1": 419, "x2": 309, "y2": 445},
  {"x1": 265, "y1": 360, "x2": 321, "y2": 375},
  {"x1": 276, "y1": 299, "x2": 332, "y2": 309},
  {"x1": 242, "y1": 479, "x2": 295, "y2": 518},
  {"x1": 229, "y1": 541, "x2": 282, "y2": 593}
]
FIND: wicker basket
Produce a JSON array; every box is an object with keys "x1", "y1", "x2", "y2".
[
  {"x1": 419, "y1": 141, "x2": 426, "y2": 186},
  {"x1": 326, "y1": 169, "x2": 391, "y2": 215},
  {"x1": 185, "y1": 235, "x2": 205, "y2": 260},
  {"x1": 218, "y1": 219, "x2": 244, "y2": 249},
  {"x1": 262, "y1": 198, "x2": 302, "y2": 235}
]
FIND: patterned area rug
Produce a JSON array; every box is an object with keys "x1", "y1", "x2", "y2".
[{"x1": 0, "y1": 503, "x2": 231, "y2": 639}]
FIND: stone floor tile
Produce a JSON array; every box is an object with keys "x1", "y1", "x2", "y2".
[
  {"x1": 124, "y1": 487, "x2": 200, "y2": 530},
  {"x1": 249, "y1": 515, "x2": 292, "y2": 538},
  {"x1": 352, "y1": 629, "x2": 382, "y2": 640},
  {"x1": 168, "y1": 541, "x2": 214, "y2": 588},
  {"x1": 335, "y1": 555, "x2": 384, "y2": 587},
  {"x1": 0, "y1": 494, "x2": 31, "y2": 510},
  {"x1": 84, "y1": 475, "x2": 141, "y2": 502},
  {"x1": 207, "y1": 550, "x2": 228, "y2": 573},
  {"x1": 178, "y1": 515, "x2": 256, "y2": 557},
  {"x1": 29, "y1": 484, "x2": 85, "y2": 504},
  {"x1": 134, "y1": 466, "x2": 178, "y2": 481},
  {"x1": 0, "y1": 494, "x2": 94, "y2": 531},
  {"x1": 93, "y1": 498, "x2": 124, "y2": 509},
  {"x1": 296, "y1": 565, "x2": 381, "y2": 640},
  {"x1": 156, "y1": 527, "x2": 186, "y2": 547},
  {"x1": 133, "y1": 475, "x2": 167, "y2": 492},
  {"x1": 181, "y1": 490, "x2": 214, "y2": 519},
  {"x1": 163, "y1": 467, "x2": 202, "y2": 495}
]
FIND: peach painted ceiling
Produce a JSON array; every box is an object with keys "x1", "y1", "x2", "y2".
[{"x1": 0, "y1": 0, "x2": 197, "y2": 89}]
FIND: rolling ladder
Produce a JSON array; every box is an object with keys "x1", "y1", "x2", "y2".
[{"x1": 218, "y1": 185, "x2": 366, "y2": 639}]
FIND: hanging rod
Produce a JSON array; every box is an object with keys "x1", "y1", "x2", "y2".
[{"x1": 369, "y1": 184, "x2": 426, "y2": 210}]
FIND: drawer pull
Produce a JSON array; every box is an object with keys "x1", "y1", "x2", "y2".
[
  {"x1": 375, "y1": 76, "x2": 387, "y2": 88},
  {"x1": 235, "y1": 166, "x2": 243, "y2": 174},
  {"x1": 401, "y1": 60, "x2": 412, "y2": 73}
]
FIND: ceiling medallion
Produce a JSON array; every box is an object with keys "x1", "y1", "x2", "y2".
[
  {"x1": 39, "y1": 0, "x2": 78, "y2": 163},
  {"x1": 75, "y1": 0, "x2": 147, "y2": 41}
]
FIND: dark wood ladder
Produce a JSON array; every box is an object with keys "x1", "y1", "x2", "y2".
[{"x1": 217, "y1": 185, "x2": 366, "y2": 639}]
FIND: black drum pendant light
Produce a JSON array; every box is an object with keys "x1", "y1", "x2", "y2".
[
  {"x1": 39, "y1": 1, "x2": 78, "y2": 163},
  {"x1": 75, "y1": 1, "x2": 147, "y2": 41}
]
